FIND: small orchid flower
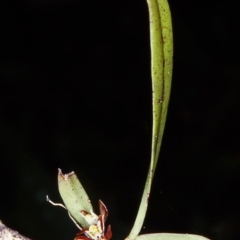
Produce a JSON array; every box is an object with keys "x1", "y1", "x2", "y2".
[
  {"x1": 47, "y1": 196, "x2": 112, "y2": 240},
  {"x1": 75, "y1": 200, "x2": 112, "y2": 240},
  {"x1": 47, "y1": 170, "x2": 112, "y2": 240}
]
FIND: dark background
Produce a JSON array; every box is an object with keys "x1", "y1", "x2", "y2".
[{"x1": 1, "y1": 0, "x2": 240, "y2": 240}]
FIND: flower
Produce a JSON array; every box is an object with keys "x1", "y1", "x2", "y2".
[
  {"x1": 47, "y1": 170, "x2": 112, "y2": 240},
  {"x1": 75, "y1": 200, "x2": 112, "y2": 240}
]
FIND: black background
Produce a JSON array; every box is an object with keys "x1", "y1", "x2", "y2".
[{"x1": 1, "y1": 0, "x2": 240, "y2": 240}]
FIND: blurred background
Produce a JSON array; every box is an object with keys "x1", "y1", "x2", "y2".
[{"x1": 1, "y1": 0, "x2": 240, "y2": 239}]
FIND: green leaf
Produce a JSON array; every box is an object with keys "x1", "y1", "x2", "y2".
[
  {"x1": 154, "y1": 0, "x2": 173, "y2": 166},
  {"x1": 58, "y1": 168, "x2": 93, "y2": 228},
  {"x1": 136, "y1": 233, "x2": 210, "y2": 240},
  {"x1": 127, "y1": 1, "x2": 173, "y2": 239}
]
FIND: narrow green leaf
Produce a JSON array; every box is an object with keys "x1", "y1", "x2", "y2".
[
  {"x1": 150, "y1": 0, "x2": 164, "y2": 169},
  {"x1": 136, "y1": 233, "x2": 210, "y2": 240},
  {"x1": 126, "y1": 1, "x2": 173, "y2": 239},
  {"x1": 154, "y1": 0, "x2": 173, "y2": 167},
  {"x1": 58, "y1": 168, "x2": 93, "y2": 228}
]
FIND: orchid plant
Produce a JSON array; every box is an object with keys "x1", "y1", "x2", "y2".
[
  {"x1": 0, "y1": 0, "x2": 212, "y2": 239},
  {"x1": 46, "y1": 1, "x2": 210, "y2": 240}
]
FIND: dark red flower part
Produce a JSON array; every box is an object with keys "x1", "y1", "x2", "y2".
[{"x1": 74, "y1": 200, "x2": 112, "y2": 240}]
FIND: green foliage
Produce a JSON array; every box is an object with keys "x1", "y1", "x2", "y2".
[
  {"x1": 58, "y1": 168, "x2": 93, "y2": 228},
  {"x1": 126, "y1": 1, "x2": 210, "y2": 240},
  {"x1": 136, "y1": 233, "x2": 210, "y2": 240},
  {"x1": 48, "y1": 1, "x2": 210, "y2": 240},
  {"x1": 126, "y1": 0, "x2": 173, "y2": 239}
]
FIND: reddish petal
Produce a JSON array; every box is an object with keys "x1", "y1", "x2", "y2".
[
  {"x1": 98, "y1": 214, "x2": 105, "y2": 233},
  {"x1": 99, "y1": 200, "x2": 108, "y2": 220},
  {"x1": 104, "y1": 225, "x2": 112, "y2": 240},
  {"x1": 75, "y1": 236, "x2": 92, "y2": 240}
]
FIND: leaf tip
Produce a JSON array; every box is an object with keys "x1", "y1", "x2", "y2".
[{"x1": 58, "y1": 168, "x2": 75, "y2": 181}]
